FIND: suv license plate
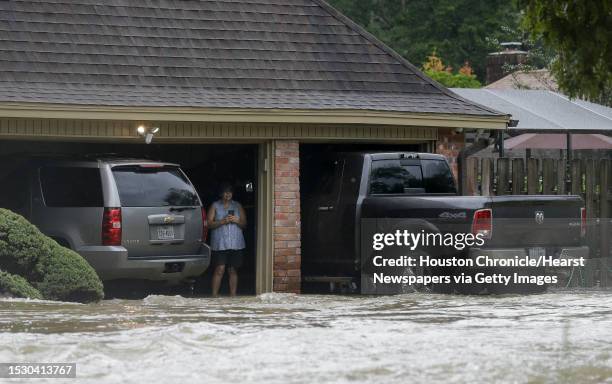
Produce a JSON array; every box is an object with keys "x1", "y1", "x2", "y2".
[
  {"x1": 528, "y1": 247, "x2": 546, "y2": 259},
  {"x1": 157, "y1": 225, "x2": 175, "y2": 240}
]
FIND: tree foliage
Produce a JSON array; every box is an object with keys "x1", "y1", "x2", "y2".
[
  {"x1": 521, "y1": 0, "x2": 612, "y2": 103},
  {"x1": 422, "y1": 52, "x2": 481, "y2": 88},
  {"x1": 327, "y1": 0, "x2": 521, "y2": 81}
]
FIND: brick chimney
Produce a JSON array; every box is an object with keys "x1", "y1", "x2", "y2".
[{"x1": 486, "y1": 42, "x2": 527, "y2": 84}]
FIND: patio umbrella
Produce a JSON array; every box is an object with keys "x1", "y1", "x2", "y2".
[{"x1": 505, "y1": 133, "x2": 612, "y2": 150}]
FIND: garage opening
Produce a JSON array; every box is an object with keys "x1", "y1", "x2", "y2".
[
  {"x1": 299, "y1": 143, "x2": 425, "y2": 293},
  {"x1": 0, "y1": 140, "x2": 259, "y2": 296}
]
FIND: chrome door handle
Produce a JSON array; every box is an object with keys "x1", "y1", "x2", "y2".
[{"x1": 318, "y1": 206, "x2": 334, "y2": 211}]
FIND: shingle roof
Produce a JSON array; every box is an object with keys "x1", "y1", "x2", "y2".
[{"x1": 0, "y1": 0, "x2": 503, "y2": 116}]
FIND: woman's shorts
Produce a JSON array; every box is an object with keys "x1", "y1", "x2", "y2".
[{"x1": 212, "y1": 249, "x2": 244, "y2": 268}]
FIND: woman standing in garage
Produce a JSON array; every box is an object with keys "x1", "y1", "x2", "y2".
[{"x1": 207, "y1": 183, "x2": 247, "y2": 297}]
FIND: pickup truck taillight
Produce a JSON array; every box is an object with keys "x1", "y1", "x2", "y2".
[
  {"x1": 472, "y1": 209, "x2": 492, "y2": 239},
  {"x1": 102, "y1": 207, "x2": 122, "y2": 246},
  {"x1": 581, "y1": 207, "x2": 587, "y2": 237},
  {"x1": 201, "y1": 206, "x2": 209, "y2": 243}
]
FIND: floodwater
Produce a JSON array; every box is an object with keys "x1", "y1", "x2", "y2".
[{"x1": 2, "y1": 291, "x2": 612, "y2": 384}]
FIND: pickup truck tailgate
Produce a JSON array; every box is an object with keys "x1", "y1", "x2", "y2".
[{"x1": 488, "y1": 195, "x2": 583, "y2": 247}]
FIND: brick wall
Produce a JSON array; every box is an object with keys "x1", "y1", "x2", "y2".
[
  {"x1": 273, "y1": 140, "x2": 301, "y2": 293},
  {"x1": 436, "y1": 128, "x2": 465, "y2": 179}
]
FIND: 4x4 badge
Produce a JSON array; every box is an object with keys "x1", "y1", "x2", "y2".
[{"x1": 535, "y1": 211, "x2": 544, "y2": 225}]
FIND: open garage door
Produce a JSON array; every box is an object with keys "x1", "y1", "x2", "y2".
[
  {"x1": 299, "y1": 143, "x2": 426, "y2": 293},
  {"x1": 0, "y1": 140, "x2": 261, "y2": 295}
]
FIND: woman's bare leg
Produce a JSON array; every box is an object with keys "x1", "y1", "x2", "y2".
[
  {"x1": 228, "y1": 267, "x2": 238, "y2": 297},
  {"x1": 212, "y1": 265, "x2": 225, "y2": 297}
]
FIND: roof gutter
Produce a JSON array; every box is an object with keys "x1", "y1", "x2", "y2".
[{"x1": 0, "y1": 103, "x2": 509, "y2": 130}]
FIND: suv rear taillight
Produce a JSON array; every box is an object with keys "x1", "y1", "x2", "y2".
[
  {"x1": 201, "y1": 206, "x2": 208, "y2": 243},
  {"x1": 472, "y1": 208, "x2": 492, "y2": 239},
  {"x1": 102, "y1": 207, "x2": 122, "y2": 246},
  {"x1": 580, "y1": 207, "x2": 587, "y2": 238}
]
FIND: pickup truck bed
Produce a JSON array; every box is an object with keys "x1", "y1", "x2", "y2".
[{"x1": 301, "y1": 152, "x2": 587, "y2": 294}]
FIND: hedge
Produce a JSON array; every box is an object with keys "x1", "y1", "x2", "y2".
[
  {"x1": 0, "y1": 270, "x2": 42, "y2": 299},
  {"x1": 0, "y1": 208, "x2": 104, "y2": 302}
]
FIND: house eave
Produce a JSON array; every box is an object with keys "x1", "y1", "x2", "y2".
[{"x1": 0, "y1": 103, "x2": 509, "y2": 130}]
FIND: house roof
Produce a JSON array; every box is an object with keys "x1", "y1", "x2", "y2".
[
  {"x1": 450, "y1": 88, "x2": 612, "y2": 132},
  {"x1": 485, "y1": 69, "x2": 558, "y2": 91},
  {"x1": 504, "y1": 133, "x2": 612, "y2": 150},
  {"x1": 0, "y1": 0, "x2": 504, "y2": 118}
]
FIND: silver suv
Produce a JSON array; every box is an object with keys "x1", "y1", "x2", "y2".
[{"x1": 0, "y1": 156, "x2": 210, "y2": 285}]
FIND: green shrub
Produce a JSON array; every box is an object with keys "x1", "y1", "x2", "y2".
[
  {"x1": 0, "y1": 210, "x2": 55, "y2": 278},
  {"x1": 35, "y1": 246, "x2": 104, "y2": 302},
  {"x1": 0, "y1": 208, "x2": 103, "y2": 302},
  {"x1": 0, "y1": 270, "x2": 42, "y2": 299}
]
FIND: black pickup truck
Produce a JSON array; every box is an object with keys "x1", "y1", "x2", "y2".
[{"x1": 301, "y1": 152, "x2": 588, "y2": 294}]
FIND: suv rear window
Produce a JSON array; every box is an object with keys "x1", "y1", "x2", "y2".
[
  {"x1": 369, "y1": 159, "x2": 456, "y2": 194},
  {"x1": 40, "y1": 167, "x2": 103, "y2": 207},
  {"x1": 112, "y1": 165, "x2": 199, "y2": 207}
]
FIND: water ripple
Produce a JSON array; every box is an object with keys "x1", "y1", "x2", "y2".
[{"x1": 1, "y1": 290, "x2": 612, "y2": 383}]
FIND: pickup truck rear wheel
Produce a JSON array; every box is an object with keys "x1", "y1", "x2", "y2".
[
  {"x1": 399, "y1": 250, "x2": 435, "y2": 294},
  {"x1": 402, "y1": 266, "x2": 432, "y2": 293}
]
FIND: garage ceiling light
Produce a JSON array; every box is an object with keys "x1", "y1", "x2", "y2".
[{"x1": 136, "y1": 125, "x2": 160, "y2": 144}]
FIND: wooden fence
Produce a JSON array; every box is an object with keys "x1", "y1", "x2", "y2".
[{"x1": 463, "y1": 157, "x2": 612, "y2": 286}]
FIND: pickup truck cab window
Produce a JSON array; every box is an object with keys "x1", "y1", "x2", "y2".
[
  {"x1": 369, "y1": 159, "x2": 456, "y2": 195},
  {"x1": 421, "y1": 160, "x2": 457, "y2": 194},
  {"x1": 369, "y1": 159, "x2": 424, "y2": 194}
]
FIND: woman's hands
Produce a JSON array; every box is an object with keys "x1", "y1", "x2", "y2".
[
  {"x1": 226, "y1": 215, "x2": 240, "y2": 224},
  {"x1": 228, "y1": 207, "x2": 247, "y2": 229},
  {"x1": 207, "y1": 204, "x2": 247, "y2": 230},
  {"x1": 217, "y1": 215, "x2": 238, "y2": 226}
]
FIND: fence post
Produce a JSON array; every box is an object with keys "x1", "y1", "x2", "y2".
[
  {"x1": 527, "y1": 158, "x2": 539, "y2": 195},
  {"x1": 600, "y1": 159, "x2": 610, "y2": 287},
  {"x1": 585, "y1": 159, "x2": 596, "y2": 236},
  {"x1": 570, "y1": 159, "x2": 582, "y2": 195},
  {"x1": 464, "y1": 157, "x2": 479, "y2": 196},
  {"x1": 584, "y1": 159, "x2": 597, "y2": 285},
  {"x1": 558, "y1": 156, "x2": 567, "y2": 195},
  {"x1": 481, "y1": 158, "x2": 494, "y2": 196},
  {"x1": 542, "y1": 158, "x2": 556, "y2": 194},
  {"x1": 512, "y1": 158, "x2": 525, "y2": 194},
  {"x1": 497, "y1": 158, "x2": 510, "y2": 195}
]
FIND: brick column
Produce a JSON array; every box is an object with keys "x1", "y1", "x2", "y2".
[
  {"x1": 437, "y1": 128, "x2": 465, "y2": 179},
  {"x1": 273, "y1": 140, "x2": 301, "y2": 293}
]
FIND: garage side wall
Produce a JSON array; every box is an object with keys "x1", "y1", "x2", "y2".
[
  {"x1": 436, "y1": 128, "x2": 465, "y2": 179},
  {"x1": 273, "y1": 140, "x2": 301, "y2": 293}
]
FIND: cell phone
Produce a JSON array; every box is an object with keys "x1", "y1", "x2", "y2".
[{"x1": 228, "y1": 210, "x2": 235, "y2": 216}]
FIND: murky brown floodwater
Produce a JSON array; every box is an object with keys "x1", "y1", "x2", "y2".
[{"x1": 2, "y1": 290, "x2": 612, "y2": 384}]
